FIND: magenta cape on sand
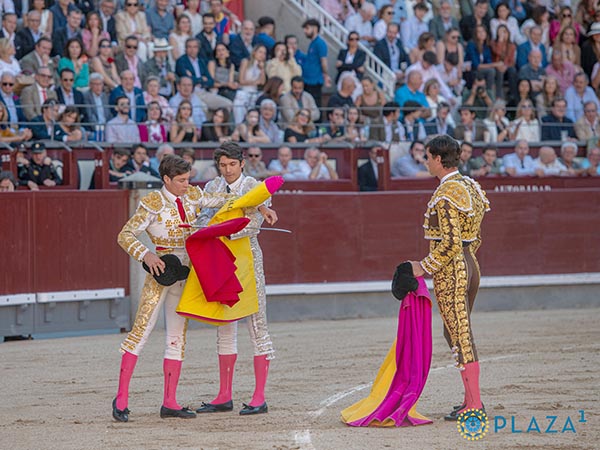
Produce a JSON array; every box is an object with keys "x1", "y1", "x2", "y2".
[{"x1": 341, "y1": 277, "x2": 433, "y2": 427}]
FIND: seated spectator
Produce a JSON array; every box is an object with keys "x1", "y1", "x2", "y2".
[
  {"x1": 145, "y1": 0, "x2": 174, "y2": 41},
  {"x1": 516, "y1": 25, "x2": 547, "y2": 70},
  {"x1": 229, "y1": 19, "x2": 258, "y2": 70},
  {"x1": 455, "y1": 105, "x2": 487, "y2": 142},
  {"x1": 15, "y1": 11, "x2": 43, "y2": 60},
  {"x1": 402, "y1": 2, "x2": 430, "y2": 51},
  {"x1": 233, "y1": 44, "x2": 267, "y2": 124},
  {"x1": 279, "y1": 76, "x2": 319, "y2": 125},
  {"x1": 255, "y1": 76, "x2": 284, "y2": 113},
  {"x1": 56, "y1": 68, "x2": 88, "y2": 126},
  {"x1": 391, "y1": 140, "x2": 429, "y2": 177},
  {"x1": 200, "y1": 107, "x2": 232, "y2": 142},
  {"x1": 170, "y1": 100, "x2": 199, "y2": 143},
  {"x1": 18, "y1": 142, "x2": 62, "y2": 190},
  {"x1": 29, "y1": 0, "x2": 53, "y2": 37},
  {"x1": 115, "y1": 0, "x2": 152, "y2": 61},
  {"x1": 430, "y1": 1, "x2": 460, "y2": 42},
  {"x1": 30, "y1": 99, "x2": 59, "y2": 140},
  {"x1": 541, "y1": 98, "x2": 575, "y2": 141},
  {"x1": 139, "y1": 101, "x2": 168, "y2": 144},
  {"x1": 536, "y1": 75, "x2": 561, "y2": 119},
  {"x1": 358, "y1": 145, "x2": 381, "y2": 191},
  {"x1": 170, "y1": 15, "x2": 193, "y2": 62},
  {"x1": 506, "y1": 78, "x2": 535, "y2": 120},
  {"x1": 196, "y1": 12, "x2": 221, "y2": 62},
  {"x1": 553, "y1": 26, "x2": 580, "y2": 68},
  {"x1": 457, "y1": 141, "x2": 474, "y2": 175},
  {"x1": 108, "y1": 147, "x2": 133, "y2": 182},
  {"x1": 436, "y1": 28, "x2": 463, "y2": 83},
  {"x1": 408, "y1": 32, "x2": 435, "y2": 65},
  {"x1": 355, "y1": 77, "x2": 385, "y2": 125},
  {"x1": 324, "y1": 107, "x2": 346, "y2": 141},
  {"x1": 371, "y1": 100, "x2": 403, "y2": 142},
  {"x1": 54, "y1": 106, "x2": 84, "y2": 142},
  {"x1": 575, "y1": 101, "x2": 600, "y2": 141},
  {"x1": 181, "y1": 0, "x2": 203, "y2": 37},
  {"x1": 266, "y1": 42, "x2": 301, "y2": 94},
  {"x1": 109, "y1": 70, "x2": 146, "y2": 123},
  {"x1": 243, "y1": 146, "x2": 270, "y2": 180},
  {"x1": 344, "y1": 2, "x2": 376, "y2": 47},
  {"x1": 267, "y1": 145, "x2": 302, "y2": 180},
  {"x1": 394, "y1": 70, "x2": 429, "y2": 119},
  {"x1": 144, "y1": 38, "x2": 177, "y2": 99},
  {"x1": 335, "y1": 31, "x2": 366, "y2": 83},
  {"x1": 401, "y1": 100, "x2": 427, "y2": 141},
  {"x1": 469, "y1": 146, "x2": 505, "y2": 177},
  {"x1": 208, "y1": 0, "x2": 236, "y2": 44},
  {"x1": 50, "y1": 0, "x2": 75, "y2": 33},
  {"x1": 129, "y1": 144, "x2": 160, "y2": 177},
  {"x1": 520, "y1": 5, "x2": 549, "y2": 48},
  {"x1": 534, "y1": 146, "x2": 568, "y2": 176},
  {"x1": 425, "y1": 101, "x2": 454, "y2": 136},
  {"x1": 549, "y1": 6, "x2": 581, "y2": 46},
  {"x1": 20, "y1": 37, "x2": 57, "y2": 78},
  {"x1": 0, "y1": 170, "x2": 16, "y2": 191},
  {"x1": 490, "y1": 24, "x2": 518, "y2": 97},
  {"x1": 0, "y1": 38, "x2": 20, "y2": 76},
  {"x1": 58, "y1": 38, "x2": 89, "y2": 90},
  {"x1": 565, "y1": 72, "x2": 600, "y2": 122},
  {"x1": 256, "y1": 16, "x2": 276, "y2": 52},
  {"x1": 297, "y1": 147, "x2": 339, "y2": 180},
  {"x1": 52, "y1": 8, "x2": 83, "y2": 58},
  {"x1": 180, "y1": 148, "x2": 202, "y2": 182},
  {"x1": 115, "y1": 36, "x2": 149, "y2": 89},
  {"x1": 82, "y1": 11, "x2": 111, "y2": 58},
  {"x1": 210, "y1": 42, "x2": 238, "y2": 101},
  {"x1": 143, "y1": 76, "x2": 174, "y2": 124},
  {"x1": 90, "y1": 38, "x2": 120, "y2": 93},
  {"x1": 373, "y1": 5, "x2": 395, "y2": 41},
  {"x1": 518, "y1": 49, "x2": 546, "y2": 95},
  {"x1": 581, "y1": 147, "x2": 600, "y2": 176},
  {"x1": 0, "y1": 104, "x2": 31, "y2": 143},
  {"x1": 545, "y1": 50, "x2": 576, "y2": 96},
  {"x1": 408, "y1": 52, "x2": 457, "y2": 108},
  {"x1": 84, "y1": 74, "x2": 111, "y2": 131},
  {"x1": 373, "y1": 22, "x2": 410, "y2": 82},
  {"x1": 490, "y1": 2, "x2": 522, "y2": 44},
  {"x1": 258, "y1": 99, "x2": 282, "y2": 144},
  {"x1": 459, "y1": 0, "x2": 490, "y2": 44},
  {"x1": 283, "y1": 108, "x2": 324, "y2": 144},
  {"x1": 438, "y1": 52, "x2": 465, "y2": 97},
  {"x1": 509, "y1": 99, "x2": 540, "y2": 141},
  {"x1": 483, "y1": 100, "x2": 510, "y2": 143},
  {"x1": 169, "y1": 76, "x2": 206, "y2": 127},
  {"x1": 503, "y1": 139, "x2": 536, "y2": 176},
  {"x1": 466, "y1": 25, "x2": 503, "y2": 99},
  {"x1": 558, "y1": 141, "x2": 585, "y2": 176},
  {"x1": 20, "y1": 66, "x2": 58, "y2": 120},
  {"x1": 149, "y1": 143, "x2": 174, "y2": 173},
  {"x1": 0, "y1": 73, "x2": 25, "y2": 126},
  {"x1": 231, "y1": 108, "x2": 270, "y2": 143},
  {"x1": 327, "y1": 76, "x2": 356, "y2": 110},
  {"x1": 105, "y1": 96, "x2": 141, "y2": 143},
  {"x1": 343, "y1": 106, "x2": 366, "y2": 142}
]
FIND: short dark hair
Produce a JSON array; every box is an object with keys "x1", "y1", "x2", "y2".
[
  {"x1": 258, "y1": 16, "x2": 275, "y2": 27},
  {"x1": 383, "y1": 100, "x2": 400, "y2": 117},
  {"x1": 213, "y1": 141, "x2": 244, "y2": 164},
  {"x1": 0, "y1": 170, "x2": 16, "y2": 188},
  {"x1": 132, "y1": 143, "x2": 147, "y2": 153},
  {"x1": 551, "y1": 97, "x2": 567, "y2": 107},
  {"x1": 426, "y1": 135, "x2": 461, "y2": 169},
  {"x1": 36, "y1": 36, "x2": 52, "y2": 47},
  {"x1": 302, "y1": 18, "x2": 320, "y2": 31},
  {"x1": 202, "y1": 12, "x2": 215, "y2": 20},
  {"x1": 483, "y1": 146, "x2": 498, "y2": 154},
  {"x1": 113, "y1": 147, "x2": 131, "y2": 158},
  {"x1": 291, "y1": 75, "x2": 304, "y2": 85},
  {"x1": 423, "y1": 51, "x2": 437, "y2": 66},
  {"x1": 159, "y1": 154, "x2": 192, "y2": 179},
  {"x1": 60, "y1": 67, "x2": 75, "y2": 78},
  {"x1": 180, "y1": 148, "x2": 195, "y2": 160}
]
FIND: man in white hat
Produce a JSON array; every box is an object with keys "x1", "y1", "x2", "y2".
[{"x1": 145, "y1": 37, "x2": 176, "y2": 97}]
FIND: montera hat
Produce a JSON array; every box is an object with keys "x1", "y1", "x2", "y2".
[
  {"x1": 142, "y1": 254, "x2": 190, "y2": 286},
  {"x1": 391, "y1": 261, "x2": 419, "y2": 301}
]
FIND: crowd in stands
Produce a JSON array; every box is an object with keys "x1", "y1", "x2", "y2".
[{"x1": 2, "y1": 0, "x2": 600, "y2": 191}]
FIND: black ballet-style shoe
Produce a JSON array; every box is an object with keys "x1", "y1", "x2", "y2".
[
  {"x1": 159, "y1": 406, "x2": 197, "y2": 419},
  {"x1": 452, "y1": 402, "x2": 466, "y2": 411},
  {"x1": 444, "y1": 404, "x2": 486, "y2": 422},
  {"x1": 239, "y1": 402, "x2": 268, "y2": 416},
  {"x1": 112, "y1": 398, "x2": 130, "y2": 422},
  {"x1": 195, "y1": 400, "x2": 234, "y2": 413}
]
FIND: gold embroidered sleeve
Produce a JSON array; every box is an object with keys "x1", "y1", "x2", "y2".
[
  {"x1": 421, "y1": 199, "x2": 463, "y2": 275},
  {"x1": 117, "y1": 206, "x2": 154, "y2": 261},
  {"x1": 194, "y1": 186, "x2": 232, "y2": 209}
]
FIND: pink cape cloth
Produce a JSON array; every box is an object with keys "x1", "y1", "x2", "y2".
[
  {"x1": 344, "y1": 277, "x2": 433, "y2": 427},
  {"x1": 185, "y1": 217, "x2": 250, "y2": 307}
]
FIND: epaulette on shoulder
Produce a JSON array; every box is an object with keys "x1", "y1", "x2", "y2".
[
  {"x1": 140, "y1": 191, "x2": 166, "y2": 214},
  {"x1": 428, "y1": 180, "x2": 472, "y2": 212},
  {"x1": 186, "y1": 185, "x2": 203, "y2": 204}
]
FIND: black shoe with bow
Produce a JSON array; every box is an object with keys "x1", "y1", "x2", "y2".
[
  {"x1": 444, "y1": 403, "x2": 485, "y2": 421},
  {"x1": 112, "y1": 398, "x2": 130, "y2": 422},
  {"x1": 195, "y1": 400, "x2": 234, "y2": 413},
  {"x1": 160, "y1": 406, "x2": 197, "y2": 419},
  {"x1": 239, "y1": 402, "x2": 268, "y2": 415}
]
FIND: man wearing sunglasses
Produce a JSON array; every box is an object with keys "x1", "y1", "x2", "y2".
[
  {"x1": 115, "y1": 35, "x2": 149, "y2": 89},
  {"x1": 0, "y1": 73, "x2": 26, "y2": 126},
  {"x1": 20, "y1": 66, "x2": 58, "y2": 120}
]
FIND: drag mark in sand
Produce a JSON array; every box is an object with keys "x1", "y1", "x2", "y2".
[
  {"x1": 307, "y1": 384, "x2": 372, "y2": 419},
  {"x1": 293, "y1": 430, "x2": 316, "y2": 450}
]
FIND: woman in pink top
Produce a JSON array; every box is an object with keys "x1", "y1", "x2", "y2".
[{"x1": 82, "y1": 11, "x2": 110, "y2": 58}]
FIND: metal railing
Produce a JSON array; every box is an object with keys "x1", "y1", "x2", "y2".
[{"x1": 285, "y1": 0, "x2": 397, "y2": 98}]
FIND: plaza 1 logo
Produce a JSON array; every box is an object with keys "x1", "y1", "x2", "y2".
[
  {"x1": 457, "y1": 408, "x2": 489, "y2": 441},
  {"x1": 494, "y1": 410, "x2": 587, "y2": 434}
]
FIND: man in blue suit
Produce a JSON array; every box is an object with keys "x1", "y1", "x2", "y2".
[
  {"x1": 109, "y1": 70, "x2": 146, "y2": 123},
  {"x1": 0, "y1": 73, "x2": 26, "y2": 126},
  {"x1": 516, "y1": 26, "x2": 548, "y2": 70},
  {"x1": 229, "y1": 20, "x2": 258, "y2": 70},
  {"x1": 55, "y1": 68, "x2": 89, "y2": 127},
  {"x1": 175, "y1": 37, "x2": 232, "y2": 114},
  {"x1": 373, "y1": 23, "x2": 410, "y2": 82}
]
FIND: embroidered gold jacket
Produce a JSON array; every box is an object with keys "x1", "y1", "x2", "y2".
[
  {"x1": 420, "y1": 173, "x2": 490, "y2": 275},
  {"x1": 117, "y1": 186, "x2": 229, "y2": 261}
]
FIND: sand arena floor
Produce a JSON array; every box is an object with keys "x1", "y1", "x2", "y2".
[{"x1": 1, "y1": 307, "x2": 598, "y2": 450}]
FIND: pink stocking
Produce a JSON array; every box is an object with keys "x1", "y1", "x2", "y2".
[
  {"x1": 163, "y1": 358, "x2": 183, "y2": 410},
  {"x1": 116, "y1": 351, "x2": 138, "y2": 410},
  {"x1": 460, "y1": 361, "x2": 483, "y2": 411},
  {"x1": 212, "y1": 354, "x2": 237, "y2": 404},
  {"x1": 249, "y1": 355, "x2": 270, "y2": 407}
]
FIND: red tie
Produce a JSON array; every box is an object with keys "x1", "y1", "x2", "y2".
[
  {"x1": 175, "y1": 198, "x2": 187, "y2": 223},
  {"x1": 42, "y1": 88, "x2": 47, "y2": 101}
]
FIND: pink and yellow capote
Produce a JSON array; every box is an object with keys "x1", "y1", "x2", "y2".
[
  {"x1": 176, "y1": 176, "x2": 284, "y2": 326},
  {"x1": 341, "y1": 277, "x2": 433, "y2": 427}
]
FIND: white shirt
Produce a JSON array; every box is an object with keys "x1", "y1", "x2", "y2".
[{"x1": 297, "y1": 160, "x2": 331, "y2": 180}]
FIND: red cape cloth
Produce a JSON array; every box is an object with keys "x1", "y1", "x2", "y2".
[{"x1": 186, "y1": 217, "x2": 250, "y2": 307}]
